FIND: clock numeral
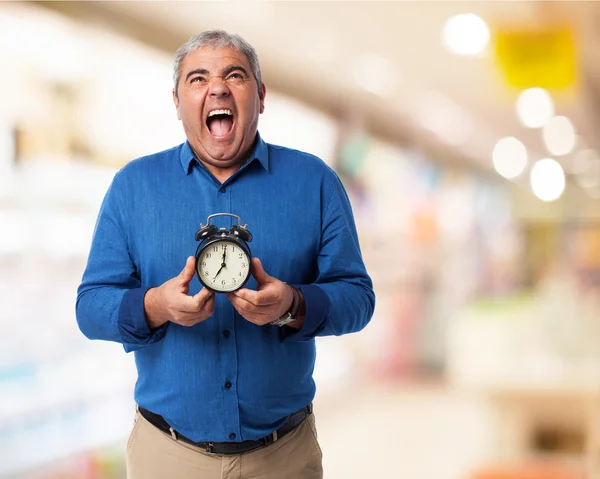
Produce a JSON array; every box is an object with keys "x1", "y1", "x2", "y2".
[
  {"x1": 206, "y1": 253, "x2": 211, "y2": 258},
  {"x1": 238, "y1": 253, "x2": 243, "y2": 259},
  {"x1": 221, "y1": 280, "x2": 226, "y2": 285},
  {"x1": 232, "y1": 246, "x2": 236, "y2": 252},
  {"x1": 232, "y1": 278, "x2": 236, "y2": 283},
  {"x1": 238, "y1": 272, "x2": 242, "y2": 277},
  {"x1": 202, "y1": 261, "x2": 207, "y2": 267},
  {"x1": 204, "y1": 271, "x2": 209, "y2": 276},
  {"x1": 213, "y1": 246, "x2": 219, "y2": 252}
]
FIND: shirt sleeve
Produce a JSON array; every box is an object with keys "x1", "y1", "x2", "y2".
[
  {"x1": 75, "y1": 171, "x2": 167, "y2": 353},
  {"x1": 281, "y1": 170, "x2": 375, "y2": 342}
]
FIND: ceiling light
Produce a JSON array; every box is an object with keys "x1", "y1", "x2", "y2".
[
  {"x1": 442, "y1": 14, "x2": 490, "y2": 56},
  {"x1": 530, "y1": 158, "x2": 565, "y2": 202},
  {"x1": 516, "y1": 88, "x2": 554, "y2": 128},
  {"x1": 542, "y1": 116, "x2": 576, "y2": 156},
  {"x1": 492, "y1": 136, "x2": 528, "y2": 179}
]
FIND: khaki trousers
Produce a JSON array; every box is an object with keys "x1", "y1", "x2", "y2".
[{"x1": 126, "y1": 409, "x2": 324, "y2": 479}]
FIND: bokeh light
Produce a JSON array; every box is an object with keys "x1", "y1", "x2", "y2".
[
  {"x1": 542, "y1": 116, "x2": 576, "y2": 156},
  {"x1": 573, "y1": 148, "x2": 600, "y2": 189},
  {"x1": 492, "y1": 136, "x2": 528, "y2": 179},
  {"x1": 516, "y1": 88, "x2": 555, "y2": 129},
  {"x1": 530, "y1": 158, "x2": 566, "y2": 202},
  {"x1": 442, "y1": 13, "x2": 490, "y2": 56}
]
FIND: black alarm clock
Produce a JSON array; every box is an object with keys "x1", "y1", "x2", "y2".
[{"x1": 194, "y1": 213, "x2": 253, "y2": 293}]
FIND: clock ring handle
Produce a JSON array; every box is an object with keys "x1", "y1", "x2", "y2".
[
  {"x1": 199, "y1": 213, "x2": 252, "y2": 243},
  {"x1": 205, "y1": 213, "x2": 242, "y2": 226}
]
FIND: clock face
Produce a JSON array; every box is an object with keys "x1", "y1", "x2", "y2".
[{"x1": 196, "y1": 239, "x2": 251, "y2": 293}]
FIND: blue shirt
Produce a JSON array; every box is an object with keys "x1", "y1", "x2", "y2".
[{"x1": 76, "y1": 133, "x2": 375, "y2": 442}]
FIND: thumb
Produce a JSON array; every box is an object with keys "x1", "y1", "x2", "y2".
[
  {"x1": 251, "y1": 257, "x2": 273, "y2": 285},
  {"x1": 179, "y1": 256, "x2": 196, "y2": 285}
]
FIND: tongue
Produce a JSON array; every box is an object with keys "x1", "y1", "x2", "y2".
[{"x1": 209, "y1": 117, "x2": 233, "y2": 136}]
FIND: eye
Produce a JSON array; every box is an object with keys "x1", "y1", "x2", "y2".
[
  {"x1": 191, "y1": 76, "x2": 207, "y2": 84},
  {"x1": 226, "y1": 73, "x2": 246, "y2": 83}
]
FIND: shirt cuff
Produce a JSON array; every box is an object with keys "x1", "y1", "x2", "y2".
[
  {"x1": 280, "y1": 284, "x2": 329, "y2": 342},
  {"x1": 118, "y1": 287, "x2": 168, "y2": 352}
]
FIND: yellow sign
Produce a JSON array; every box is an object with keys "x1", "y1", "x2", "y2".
[{"x1": 494, "y1": 27, "x2": 576, "y2": 90}]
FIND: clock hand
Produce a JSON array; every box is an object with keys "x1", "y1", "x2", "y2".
[
  {"x1": 221, "y1": 245, "x2": 227, "y2": 265},
  {"x1": 212, "y1": 265, "x2": 224, "y2": 282},
  {"x1": 212, "y1": 258, "x2": 227, "y2": 283}
]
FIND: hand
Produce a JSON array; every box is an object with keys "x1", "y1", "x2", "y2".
[
  {"x1": 145, "y1": 256, "x2": 215, "y2": 328},
  {"x1": 226, "y1": 257, "x2": 294, "y2": 326}
]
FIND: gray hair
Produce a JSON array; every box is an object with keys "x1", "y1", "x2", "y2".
[{"x1": 173, "y1": 30, "x2": 263, "y2": 96}]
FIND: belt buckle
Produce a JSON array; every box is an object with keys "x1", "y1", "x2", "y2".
[{"x1": 205, "y1": 442, "x2": 215, "y2": 453}]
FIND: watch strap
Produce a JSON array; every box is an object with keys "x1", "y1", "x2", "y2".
[{"x1": 271, "y1": 285, "x2": 300, "y2": 327}]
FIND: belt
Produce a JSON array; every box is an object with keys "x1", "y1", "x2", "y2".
[{"x1": 138, "y1": 403, "x2": 313, "y2": 455}]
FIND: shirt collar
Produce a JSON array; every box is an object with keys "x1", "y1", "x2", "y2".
[{"x1": 179, "y1": 132, "x2": 269, "y2": 175}]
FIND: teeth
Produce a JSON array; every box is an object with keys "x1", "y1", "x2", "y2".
[{"x1": 208, "y1": 109, "x2": 232, "y2": 117}]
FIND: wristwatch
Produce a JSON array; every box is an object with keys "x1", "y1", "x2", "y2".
[{"x1": 270, "y1": 285, "x2": 301, "y2": 327}]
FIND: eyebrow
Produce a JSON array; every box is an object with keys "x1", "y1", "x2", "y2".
[
  {"x1": 185, "y1": 65, "x2": 250, "y2": 83},
  {"x1": 222, "y1": 65, "x2": 249, "y2": 78},
  {"x1": 185, "y1": 68, "x2": 210, "y2": 82}
]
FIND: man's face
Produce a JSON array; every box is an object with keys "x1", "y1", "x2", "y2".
[{"x1": 173, "y1": 46, "x2": 266, "y2": 171}]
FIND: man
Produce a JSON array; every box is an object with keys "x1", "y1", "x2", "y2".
[{"x1": 76, "y1": 30, "x2": 375, "y2": 479}]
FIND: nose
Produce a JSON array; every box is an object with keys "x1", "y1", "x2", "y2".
[{"x1": 208, "y1": 77, "x2": 230, "y2": 97}]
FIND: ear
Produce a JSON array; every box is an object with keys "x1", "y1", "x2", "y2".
[
  {"x1": 172, "y1": 88, "x2": 181, "y2": 120},
  {"x1": 259, "y1": 83, "x2": 266, "y2": 114}
]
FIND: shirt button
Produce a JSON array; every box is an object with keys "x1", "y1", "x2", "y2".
[
  {"x1": 222, "y1": 330, "x2": 230, "y2": 338},
  {"x1": 229, "y1": 433, "x2": 236, "y2": 440},
  {"x1": 224, "y1": 381, "x2": 232, "y2": 389},
  {"x1": 219, "y1": 186, "x2": 226, "y2": 193}
]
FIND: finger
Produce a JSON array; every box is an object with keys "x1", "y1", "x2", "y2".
[
  {"x1": 179, "y1": 256, "x2": 197, "y2": 286},
  {"x1": 196, "y1": 293, "x2": 215, "y2": 318},
  {"x1": 227, "y1": 296, "x2": 244, "y2": 316},
  {"x1": 177, "y1": 312, "x2": 211, "y2": 327},
  {"x1": 250, "y1": 258, "x2": 273, "y2": 285},
  {"x1": 202, "y1": 296, "x2": 215, "y2": 316},
  {"x1": 231, "y1": 288, "x2": 276, "y2": 308},
  {"x1": 228, "y1": 292, "x2": 273, "y2": 319},
  {"x1": 192, "y1": 287, "x2": 214, "y2": 305},
  {"x1": 179, "y1": 288, "x2": 213, "y2": 312},
  {"x1": 227, "y1": 291, "x2": 255, "y2": 310},
  {"x1": 227, "y1": 293, "x2": 261, "y2": 321},
  {"x1": 228, "y1": 296, "x2": 268, "y2": 325},
  {"x1": 193, "y1": 288, "x2": 215, "y2": 312},
  {"x1": 177, "y1": 300, "x2": 215, "y2": 324},
  {"x1": 201, "y1": 293, "x2": 215, "y2": 316}
]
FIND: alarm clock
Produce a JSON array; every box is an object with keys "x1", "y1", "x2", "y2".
[{"x1": 194, "y1": 213, "x2": 253, "y2": 293}]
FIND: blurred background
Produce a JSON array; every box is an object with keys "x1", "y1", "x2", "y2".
[{"x1": 2, "y1": 1, "x2": 600, "y2": 478}]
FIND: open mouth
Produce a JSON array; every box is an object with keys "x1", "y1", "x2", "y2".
[{"x1": 206, "y1": 109, "x2": 234, "y2": 137}]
